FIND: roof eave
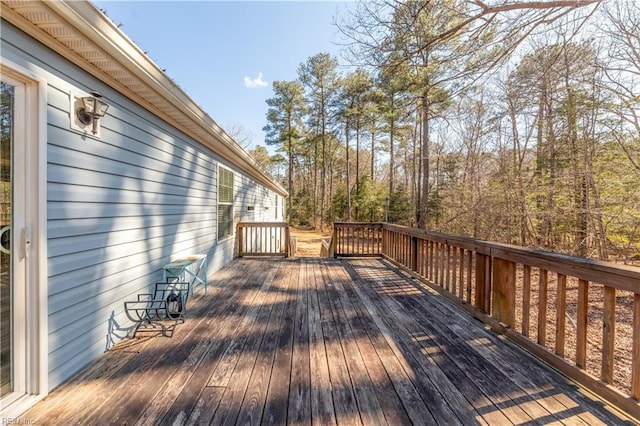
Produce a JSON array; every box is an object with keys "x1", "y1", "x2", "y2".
[{"x1": 1, "y1": 0, "x2": 288, "y2": 197}]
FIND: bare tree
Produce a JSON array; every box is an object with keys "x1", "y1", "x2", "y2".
[
  {"x1": 225, "y1": 122, "x2": 255, "y2": 149},
  {"x1": 600, "y1": 0, "x2": 640, "y2": 174}
]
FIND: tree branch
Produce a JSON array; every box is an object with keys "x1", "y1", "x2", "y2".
[{"x1": 433, "y1": 0, "x2": 601, "y2": 47}]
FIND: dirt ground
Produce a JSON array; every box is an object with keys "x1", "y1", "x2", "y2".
[{"x1": 290, "y1": 227, "x2": 332, "y2": 257}]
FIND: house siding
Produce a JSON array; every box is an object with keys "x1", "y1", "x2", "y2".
[{"x1": 2, "y1": 20, "x2": 284, "y2": 390}]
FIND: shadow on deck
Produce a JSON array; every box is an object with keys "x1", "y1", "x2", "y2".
[{"x1": 24, "y1": 257, "x2": 636, "y2": 425}]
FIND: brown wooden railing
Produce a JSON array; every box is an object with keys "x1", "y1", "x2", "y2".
[
  {"x1": 331, "y1": 222, "x2": 640, "y2": 418},
  {"x1": 236, "y1": 222, "x2": 292, "y2": 257},
  {"x1": 331, "y1": 222, "x2": 383, "y2": 257}
]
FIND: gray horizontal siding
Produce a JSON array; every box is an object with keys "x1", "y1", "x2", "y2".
[
  {"x1": 2, "y1": 20, "x2": 283, "y2": 391},
  {"x1": 235, "y1": 174, "x2": 282, "y2": 223}
]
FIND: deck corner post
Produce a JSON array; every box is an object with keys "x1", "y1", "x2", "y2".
[
  {"x1": 237, "y1": 223, "x2": 244, "y2": 257},
  {"x1": 475, "y1": 253, "x2": 491, "y2": 313},
  {"x1": 492, "y1": 258, "x2": 515, "y2": 327},
  {"x1": 331, "y1": 225, "x2": 338, "y2": 258}
]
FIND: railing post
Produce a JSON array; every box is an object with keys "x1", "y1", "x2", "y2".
[
  {"x1": 330, "y1": 225, "x2": 338, "y2": 258},
  {"x1": 492, "y1": 258, "x2": 515, "y2": 327},
  {"x1": 475, "y1": 253, "x2": 491, "y2": 313},
  {"x1": 237, "y1": 224, "x2": 244, "y2": 257}
]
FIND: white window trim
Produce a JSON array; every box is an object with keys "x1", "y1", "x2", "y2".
[
  {"x1": 217, "y1": 165, "x2": 234, "y2": 241},
  {"x1": 0, "y1": 60, "x2": 49, "y2": 417}
]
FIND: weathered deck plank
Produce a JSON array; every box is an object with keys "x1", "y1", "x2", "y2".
[
  {"x1": 23, "y1": 257, "x2": 637, "y2": 425},
  {"x1": 168, "y1": 260, "x2": 273, "y2": 425},
  {"x1": 287, "y1": 258, "x2": 311, "y2": 425},
  {"x1": 307, "y1": 259, "x2": 338, "y2": 425},
  {"x1": 315, "y1": 260, "x2": 361, "y2": 425},
  {"x1": 328, "y1": 260, "x2": 419, "y2": 425},
  {"x1": 209, "y1": 262, "x2": 282, "y2": 425},
  {"x1": 371, "y1": 259, "x2": 615, "y2": 425},
  {"x1": 320, "y1": 260, "x2": 388, "y2": 426},
  {"x1": 262, "y1": 260, "x2": 298, "y2": 425}
]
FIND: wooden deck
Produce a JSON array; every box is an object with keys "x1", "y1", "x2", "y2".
[{"x1": 25, "y1": 258, "x2": 636, "y2": 425}]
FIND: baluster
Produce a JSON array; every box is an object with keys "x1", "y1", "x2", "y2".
[
  {"x1": 522, "y1": 265, "x2": 531, "y2": 337},
  {"x1": 458, "y1": 248, "x2": 464, "y2": 299},
  {"x1": 602, "y1": 285, "x2": 616, "y2": 384},
  {"x1": 451, "y1": 246, "x2": 457, "y2": 296},
  {"x1": 576, "y1": 279, "x2": 589, "y2": 369},
  {"x1": 632, "y1": 293, "x2": 640, "y2": 400},
  {"x1": 538, "y1": 269, "x2": 548, "y2": 346},
  {"x1": 466, "y1": 252, "x2": 472, "y2": 303},
  {"x1": 555, "y1": 273, "x2": 567, "y2": 357}
]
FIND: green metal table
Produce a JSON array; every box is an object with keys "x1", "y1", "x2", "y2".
[{"x1": 162, "y1": 254, "x2": 207, "y2": 294}]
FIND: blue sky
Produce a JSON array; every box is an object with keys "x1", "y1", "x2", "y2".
[{"x1": 92, "y1": 1, "x2": 351, "y2": 149}]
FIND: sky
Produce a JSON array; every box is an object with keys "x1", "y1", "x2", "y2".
[{"x1": 92, "y1": 1, "x2": 352, "y2": 150}]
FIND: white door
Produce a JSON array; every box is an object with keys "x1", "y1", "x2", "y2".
[{"x1": 1, "y1": 65, "x2": 46, "y2": 414}]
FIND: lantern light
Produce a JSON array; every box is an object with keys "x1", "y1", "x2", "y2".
[{"x1": 77, "y1": 90, "x2": 109, "y2": 135}]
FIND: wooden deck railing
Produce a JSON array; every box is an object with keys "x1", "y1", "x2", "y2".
[
  {"x1": 236, "y1": 222, "x2": 291, "y2": 257},
  {"x1": 331, "y1": 222, "x2": 383, "y2": 257},
  {"x1": 331, "y1": 221, "x2": 640, "y2": 418}
]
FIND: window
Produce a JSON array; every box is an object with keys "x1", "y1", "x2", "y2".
[{"x1": 218, "y1": 167, "x2": 234, "y2": 240}]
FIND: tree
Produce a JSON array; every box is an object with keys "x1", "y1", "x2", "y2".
[
  {"x1": 246, "y1": 145, "x2": 287, "y2": 184},
  {"x1": 225, "y1": 122, "x2": 255, "y2": 149},
  {"x1": 298, "y1": 53, "x2": 340, "y2": 230},
  {"x1": 250, "y1": 0, "x2": 640, "y2": 261},
  {"x1": 338, "y1": 0, "x2": 600, "y2": 229},
  {"x1": 264, "y1": 80, "x2": 306, "y2": 223},
  {"x1": 338, "y1": 68, "x2": 374, "y2": 219},
  {"x1": 600, "y1": 0, "x2": 640, "y2": 174}
]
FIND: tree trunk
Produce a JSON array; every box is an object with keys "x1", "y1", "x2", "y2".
[
  {"x1": 389, "y1": 93, "x2": 395, "y2": 200},
  {"x1": 313, "y1": 127, "x2": 318, "y2": 228},
  {"x1": 370, "y1": 124, "x2": 375, "y2": 183},
  {"x1": 287, "y1": 120, "x2": 294, "y2": 223},
  {"x1": 542, "y1": 92, "x2": 556, "y2": 249},
  {"x1": 356, "y1": 119, "x2": 361, "y2": 196},
  {"x1": 320, "y1": 94, "x2": 327, "y2": 231},
  {"x1": 345, "y1": 123, "x2": 351, "y2": 221},
  {"x1": 508, "y1": 97, "x2": 528, "y2": 245},
  {"x1": 418, "y1": 92, "x2": 430, "y2": 229}
]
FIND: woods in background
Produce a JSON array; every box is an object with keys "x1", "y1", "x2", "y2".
[{"x1": 258, "y1": 0, "x2": 640, "y2": 262}]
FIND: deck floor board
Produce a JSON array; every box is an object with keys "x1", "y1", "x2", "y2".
[{"x1": 24, "y1": 257, "x2": 636, "y2": 425}]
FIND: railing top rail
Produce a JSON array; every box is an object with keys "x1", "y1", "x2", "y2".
[
  {"x1": 334, "y1": 222, "x2": 383, "y2": 228},
  {"x1": 237, "y1": 221, "x2": 289, "y2": 227},
  {"x1": 334, "y1": 222, "x2": 640, "y2": 292}
]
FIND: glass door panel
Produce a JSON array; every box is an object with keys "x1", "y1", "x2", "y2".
[{"x1": 0, "y1": 81, "x2": 14, "y2": 397}]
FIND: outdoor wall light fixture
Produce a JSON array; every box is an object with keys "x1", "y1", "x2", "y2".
[{"x1": 77, "y1": 91, "x2": 109, "y2": 135}]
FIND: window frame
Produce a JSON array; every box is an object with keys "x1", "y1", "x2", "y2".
[
  {"x1": 217, "y1": 165, "x2": 234, "y2": 241},
  {"x1": 0, "y1": 60, "x2": 49, "y2": 416}
]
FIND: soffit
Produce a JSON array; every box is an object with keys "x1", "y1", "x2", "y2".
[{"x1": 1, "y1": 0, "x2": 287, "y2": 197}]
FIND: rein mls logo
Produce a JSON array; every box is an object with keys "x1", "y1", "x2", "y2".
[{"x1": 1, "y1": 418, "x2": 36, "y2": 425}]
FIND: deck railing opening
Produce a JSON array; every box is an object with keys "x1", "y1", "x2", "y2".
[
  {"x1": 236, "y1": 222, "x2": 292, "y2": 257},
  {"x1": 331, "y1": 221, "x2": 640, "y2": 418}
]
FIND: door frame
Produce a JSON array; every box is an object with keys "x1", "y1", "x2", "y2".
[{"x1": 0, "y1": 59, "x2": 48, "y2": 417}]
